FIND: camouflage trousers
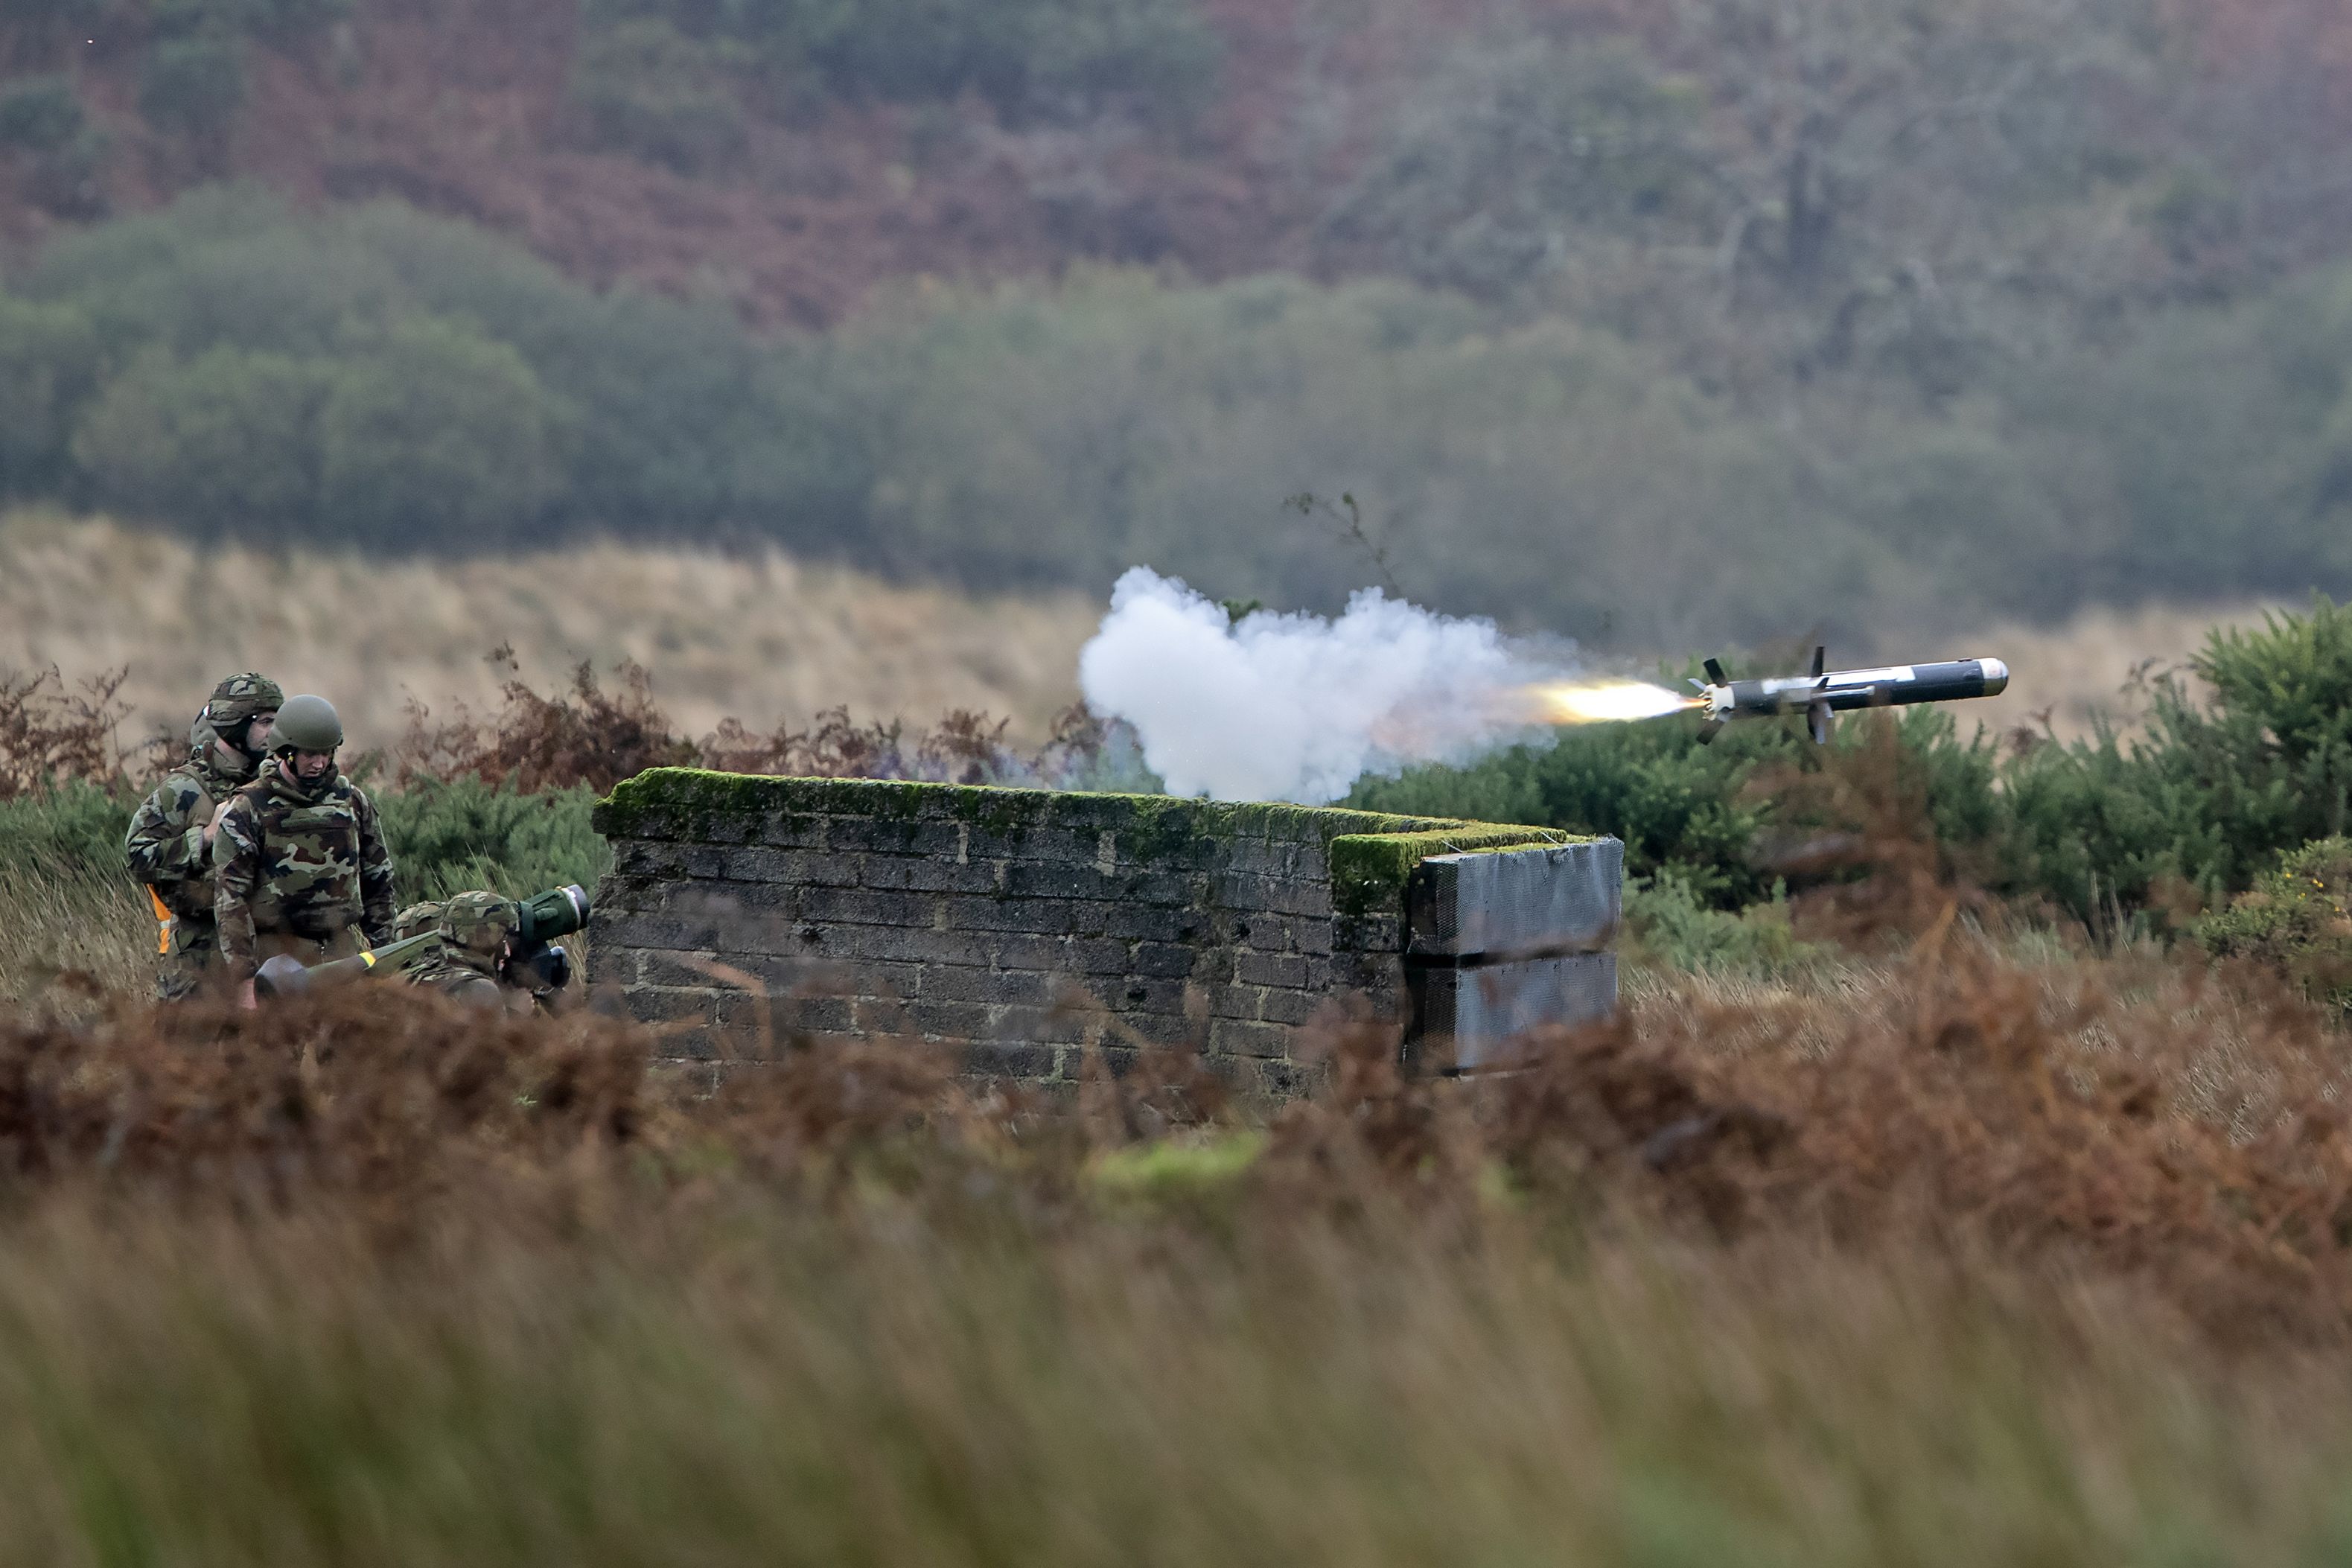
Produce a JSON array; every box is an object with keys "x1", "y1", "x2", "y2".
[{"x1": 156, "y1": 917, "x2": 220, "y2": 1003}]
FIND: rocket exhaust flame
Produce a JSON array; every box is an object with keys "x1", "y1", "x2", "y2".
[{"x1": 1514, "y1": 679, "x2": 1703, "y2": 727}]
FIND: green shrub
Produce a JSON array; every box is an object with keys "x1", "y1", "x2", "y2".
[
  {"x1": 568, "y1": 17, "x2": 747, "y2": 175},
  {"x1": 0, "y1": 777, "x2": 607, "y2": 908},
  {"x1": 0, "y1": 297, "x2": 101, "y2": 497},
  {"x1": 317, "y1": 316, "x2": 558, "y2": 549},
  {"x1": 71, "y1": 345, "x2": 330, "y2": 534},
  {"x1": 2195, "y1": 838, "x2": 2352, "y2": 1014},
  {"x1": 374, "y1": 780, "x2": 611, "y2": 903},
  {"x1": 0, "y1": 74, "x2": 86, "y2": 153},
  {"x1": 2001, "y1": 598, "x2": 2352, "y2": 921},
  {"x1": 0, "y1": 782, "x2": 135, "y2": 882},
  {"x1": 1349, "y1": 674, "x2": 1937, "y2": 908},
  {"x1": 1623, "y1": 868, "x2": 1820, "y2": 977},
  {"x1": 138, "y1": 33, "x2": 249, "y2": 140}
]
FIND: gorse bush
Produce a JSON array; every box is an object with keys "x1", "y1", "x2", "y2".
[
  {"x1": 2196, "y1": 837, "x2": 2352, "y2": 1016},
  {"x1": 372, "y1": 779, "x2": 611, "y2": 902},
  {"x1": 1363, "y1": 598, "x2": 2352, "y2": 935}
]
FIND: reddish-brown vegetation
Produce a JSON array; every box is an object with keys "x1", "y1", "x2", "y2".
[
  {"x1": 394, "y1": 646, "x2": 1115, "y2": 790},
  {"x1": 0, "y1": 665, "x2": 144, "y2": 801},
  {"x1": 8, "y1": 929, "x2": 2351, "y2": 1347}
]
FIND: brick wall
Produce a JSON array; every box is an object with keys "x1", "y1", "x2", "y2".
[{"x1": 589, "y1": 770, "x2": 1619, "y2": 1093}]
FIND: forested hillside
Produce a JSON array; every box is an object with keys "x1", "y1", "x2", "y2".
[{"x1": 4, "y1": 0, "x2": 2350, "y2": 646}]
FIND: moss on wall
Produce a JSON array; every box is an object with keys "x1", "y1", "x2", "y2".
[
  {"x1": 1326, "y1": 826, "x2": 1583, "y2": 917},
  {"x1": 594, "y1": 769, "x2": 1586, "y2": 918}
]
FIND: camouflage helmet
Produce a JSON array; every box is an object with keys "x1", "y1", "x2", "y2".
[
  {"x1": 204, "y1": 672, "x2": 283, "y2": 730},
  {"x1": 392, "y1": 902, "x2": 446, "y2": 943},
  {"x1": 438, "y1": 891, "x2": 520, "y2": 958},
  {"x1": 272, "y1": 693, "x2": 344, "y2": 753}
]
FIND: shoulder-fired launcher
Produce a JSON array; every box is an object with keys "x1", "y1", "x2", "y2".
[{"x1": 255, "y1": 884, "x2": 591, "y2": 998}]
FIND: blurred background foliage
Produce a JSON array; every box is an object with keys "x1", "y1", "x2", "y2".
[
  {"x1": 0, "y1": 0, "x2": 2342, "y2": 648},
  {"x1": 1, "y1": 190, "x2": 2351, "y2": 648}
]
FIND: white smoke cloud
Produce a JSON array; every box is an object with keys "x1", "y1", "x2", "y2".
[{"x1": 1077, "y1": 567, "x2": 1564, "y2": 803}]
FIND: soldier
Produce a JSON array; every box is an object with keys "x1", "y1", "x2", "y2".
[
  {"x1": 124, "y1": 672, "x2": 282, "y2": 1001},
  {"x1": 213, "y1": 694, "x2": 397, "y2": 1010},
  {"x1": 404, "y1": 890, "x2": 579, "y2": 1013},
  {"x1": 404, "y1": 891, "x2": 526, "y2": 1012}
]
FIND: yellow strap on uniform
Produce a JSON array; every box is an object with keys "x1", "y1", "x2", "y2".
[{"x1": 145, "y1": 885, "x2": 173, "y2": 956}]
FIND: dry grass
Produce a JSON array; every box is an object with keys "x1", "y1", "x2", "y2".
[
  {"x1": 0, "y1": 860, "x2": 149, "y2": 1009},
  {"x1": 0, "y1": 958, "x2": 2351, "y2": 1561},
  {"x1": 0, "y1": 509, "x2": 1100, "y2": 753},
  {"x1": 4, "y1": 508, "x2": 2293, "y2": 764}
]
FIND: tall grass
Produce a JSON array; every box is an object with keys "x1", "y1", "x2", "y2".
[
  {"x1": 0, "y1": 937, "x2": 2348, "y2": 1561},
  {"x1": 0, "y1": 856, "x2": 147, "y2": 1007},
  {"x1": 0, "y1": 508, "x2": 1099, "y2": 755},
  {"x1": 2, "y1": 1196, "x2": 2348, "y2": 1567}
]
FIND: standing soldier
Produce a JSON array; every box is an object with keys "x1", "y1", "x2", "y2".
[
  {"x1": 124, "y1": 672, "x2": 282, "y2": 1001},
  {"x1": 213, "y1": 694, "x2": 397, "y2": 1010}
]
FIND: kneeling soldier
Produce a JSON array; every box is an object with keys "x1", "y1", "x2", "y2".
[
  {"x1": 406, "y1": 891, "x2": 528, "y2": 1012},
  {"x1": 213, "y1": 694, "x2": 397, "y2": 1010}
]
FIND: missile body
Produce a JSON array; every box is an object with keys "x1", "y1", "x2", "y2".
[{"x1": 1692, "y1": 652, "x2": 2008, "y2": 743}]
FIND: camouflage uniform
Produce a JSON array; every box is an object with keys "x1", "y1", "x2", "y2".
[
  {"x1": 124, "y1": 673, "x2": 281, "y2": 1000},
  {"x1": 212, "y1": 765, "x2": 398, "y2": 985},
  {"x1": 404, "y1": 891, "x2": 517, "y2": 1011}
]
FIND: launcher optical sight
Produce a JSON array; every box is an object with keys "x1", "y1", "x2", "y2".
[{"x1": 1692, "y1": 648, "x2": 2009, "y2": 745}]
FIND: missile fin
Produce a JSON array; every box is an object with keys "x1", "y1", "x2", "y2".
[
  {"x1": 1810, "y1": 645, "x2": 1826, "y2": 679},
  {"x1": 1704, "y1": 657, "x2": 1728, "y2": 685},
  {"x1": 1697, "y1": 716, "x2": 1725, "y2": 745},
  {"x1": 1807, "y1": 700, "x2": 1835, "y2": 745}
]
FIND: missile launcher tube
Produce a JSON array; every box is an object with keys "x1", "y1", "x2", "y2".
[{"x1": 253, "y1": 884, "x2": 592, "y2": 999}]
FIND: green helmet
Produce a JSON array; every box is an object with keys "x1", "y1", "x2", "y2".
[
  {"x1": 205, "y1": 672, "x2": 283, "y2": 728},
  {"x1": 272, "y1": 693, "x2": 344, "y2": 753},
  {"x1": 438, "y1": 891, "x2": 520, "y2": 959},
  {"x1": 392, "y1": 902, "x2": 446, "y2": 943}
]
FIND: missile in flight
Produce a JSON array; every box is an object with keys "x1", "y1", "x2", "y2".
[{"x1": 1691, "y1": 647, "x2": 2009, "y2": 744}]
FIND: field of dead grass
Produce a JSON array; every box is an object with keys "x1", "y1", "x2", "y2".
[
  {"x1": 2, "y1": 509, "x2": 2285, "y2": 763},
  {"x1": 1, "y1": 937, "x2": 2351, "y2": 1562},
  {"x1": 0, "y1": 509, "x2": 1102, "y2": 753}
]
